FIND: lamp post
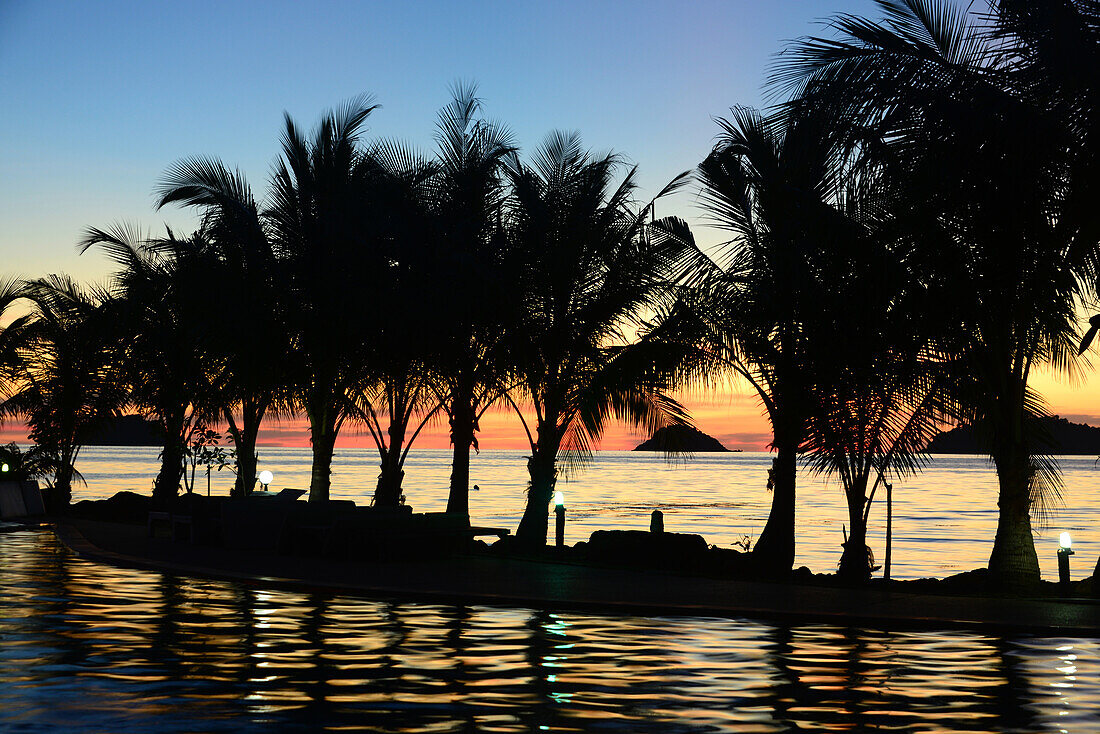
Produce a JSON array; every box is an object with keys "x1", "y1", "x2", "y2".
[
  {"x1": 259, "y1": 470, "x2": 273, "y2": 493},
  {"x1": 554, "y1": 490, "x2": 565, "y2": 548},
  {"x1": 1058, "y1": 532, "x2": 1074, "y2": 589}
]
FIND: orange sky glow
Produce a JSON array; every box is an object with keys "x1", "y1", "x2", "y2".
[{"x1": 2, "y1": 365, "x2": 1095, "y2": 453}]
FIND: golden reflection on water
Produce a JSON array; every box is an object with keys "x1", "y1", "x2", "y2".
[{"x1": 2, "y1": 529, "x2": 1099, "y2": 732}]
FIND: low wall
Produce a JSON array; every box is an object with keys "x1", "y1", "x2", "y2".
[{"x1": 0, "y1": 480, "x2": 44, "y2": 519}]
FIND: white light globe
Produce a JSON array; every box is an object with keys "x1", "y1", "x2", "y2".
[
  {"x1": 554, "y1": 490, "x2": 564, "y2": 507},
  {"x1": 1059, "y1": 532, "x2": 1072, "y2": 549},
  {"x1": 258, "y1": 470, "x2": 274, "y2": 486}
]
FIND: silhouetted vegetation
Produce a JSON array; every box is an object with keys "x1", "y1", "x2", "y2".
[{"x1": 0, "y1": 0, "x2": 1096, "y2": 587}]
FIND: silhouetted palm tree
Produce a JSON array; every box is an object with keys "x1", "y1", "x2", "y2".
[
  {"x1": 684, "y1": 107, "x2": 842, "y2": 574},
  {"x1": 993, "y1": 0, "x2": 1099, "y2": 260},
  {"x1": 505, "y1": 133, "x2": 692, "y2": 548},
  {"x1": 775, "y1": 0, "x2": 1094, "y2": 586},
  {"x1": 424, "y1": 85, "x2": 516, "y2": 518},
  {"x1": 0, "y1": 276, "x2": 126, "y2": 506},
  {"x1": 0, "y1": 276, "x2": 34, "y2": 396},
  {"x1": 80, "y1": 225, "x2": 216, "y2": 503},
  {"x1": 154, "y1": 157, "x2": 292, "y2": 496},
  {"x1": 796, "y1": 162, "x2": 956, "y2": 580},
  {"x1": 266, "y1": 97, "x2": 381, "y2": 503},
  {"x1": 355, "y1": 140, "x2": 441, "y2": 508}
]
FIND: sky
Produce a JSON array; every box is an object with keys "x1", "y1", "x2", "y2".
[{"x1": 2, "y1": 0, "x2": 1097, "y2": 451}]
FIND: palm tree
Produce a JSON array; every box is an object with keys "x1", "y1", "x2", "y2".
[
  {"x1": 993, "y1": 0, "x2": 1100, "y2": 260},
  {"x1": 354, "y1": 141, "x2": 443, "y2": 508},
  {"x1": 505, "y1": 132, "x2": 692, "y2": 548},
  {"x1": 423, "y1": 84, "x2": 516, "y2": 518},
  {"x1": 154, "y1": 157, "x2": 292, "y2": 496},
  {"x1": 80, "y1": 225, "x2": 217, "y2": 504},
  {"x1": 796, "y1": 162, "x2": 957, "y2": 580},
  {"x1": 681, "y1": 107, "x2": 845, "y2": 574},
  {"x1": 0, "y1": 275, "x2": 34, "y2": 397},
  {"x1": 774, "y1": 0, "x2": 1093, "y2": 586},
  {"x1": 0, "y1": 276, "x2": 126, "y2": 507},
  {"x1": 266, "y1": 97, "x2": 382, "y2": 503}
]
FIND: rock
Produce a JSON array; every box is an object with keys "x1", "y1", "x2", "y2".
[
  {"x1": 633, "y1": 425, "x2": 732, "y2": 452},
  {"x1": 585, "y1": 529, "x2": 710, "y2": 571},
  {"x1": 926, "y1": 415, "x2": 1100, "y2": 454},
  {"x1": 68, "y1": 490, "x2": 152, "y2": 523}
]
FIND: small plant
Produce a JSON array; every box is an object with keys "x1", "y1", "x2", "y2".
[
  {"x1": 182, "y1": 425, "x2": 236, "y2": 495},
  {"x1": 733, "y1": 534, "x2": 753, "y2": 552}
]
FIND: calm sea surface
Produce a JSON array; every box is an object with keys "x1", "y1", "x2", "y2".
[
  {"x1": 71, "y1": 447, "x2": 1100, "y2": 580},
  {"x1": 1, "y1": 529, "x2": 1098, "y2": 732},
  {"x1": 3, "y1": 449, "x2": 1099, "y2": 731}
]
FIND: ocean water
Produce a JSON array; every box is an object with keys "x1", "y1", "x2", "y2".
[
  {"x1": 3, "y1": 449, "x2": 1099, "y2": 731},
  {"x1": 71, "y1": 447, "x2": 1100, "y2": 581},
  {"x1": 1, "y1": 529, "x2": 1098, "y2": 732}
]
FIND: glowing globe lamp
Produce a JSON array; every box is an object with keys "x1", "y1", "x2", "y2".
[{"x1": 259, "y1": 470, "x2": 274, "y2": 489}]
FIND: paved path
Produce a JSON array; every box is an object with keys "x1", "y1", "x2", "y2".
[{"x1": 55, "y1": 519, "x2": 1100, "y2": 636}]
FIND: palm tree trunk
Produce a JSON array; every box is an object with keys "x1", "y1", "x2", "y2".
[
  {"x1": 988, "y1": 449, "x2": 1040, "y2": 587},
  {"x1": 373, "y1": 449, "x2": 405, "y2": 508},
  {"x1": 236, "y1": 435, "x2": 258, "y2": 496},
  {"x1": 53, "y1": 456, "x2": 75, "y2": 507},
  {"x1": 373, "y1": 414, "x2": 408, "y2": 508},
  {"x1": 153, "y1": 411, "x2": 186, "y2": 505},
  {"x1": 446, "y1": 389, "x2": 476, "y2": 518},
  {"x1": 838, "y1": 477, "x2": 872, "y2": 581},
  {"x1": 515, "y1": 448, "x2": 558, "y2": 550},
  {"x1": 752, "y1": 426, "x2": 799, "y2": 574},
  {"x1": 226, "y1": 400, "x2": 266, "y2": 496},
  {"x1": 987, "y1": 369, "x2": 1041, "y2": 588},
  {"x1": 308, "y1": 417, "x2": 337, "y2": 503}
]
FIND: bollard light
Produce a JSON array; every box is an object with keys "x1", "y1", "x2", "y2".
[
  {"x1": 1, "y1": 463, "x2": 8, "y2": 473},
  {"x1": 1057, "y1": 531, "x2": 1074, "y2": 589},
  {"x1": 554, "y1": 490, "x2": 565, "y2": 548},
  {"x1": 259, "y1": 470, "x2": 273, "y2": 491},
  {"x1": 650, "y1": 509, "x2": 664, "y2": 533}
]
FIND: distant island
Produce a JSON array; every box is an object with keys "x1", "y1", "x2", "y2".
[
  {"x1": 926, "y1": 416, "x2": 1100, "y2": 455},
  {"x1": 87, "y1": 415, "x2": 163, "y2": 446},
  {"x1": 633, "y1": 425, "x2": 735, "y2": 452}
]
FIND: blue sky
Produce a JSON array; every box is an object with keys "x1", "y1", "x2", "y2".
[
  {"x1": 1, "y1": 0, "x2": 877, "y2": 282},
  {"x1": 2, "y1": 0, "x2": 1096, "y2": 444}
]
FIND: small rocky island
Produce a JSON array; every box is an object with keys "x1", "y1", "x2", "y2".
[
  {"x1": 87, "y1": 415, "x2": 163, "y2": 446},
  {"x1": 926, "y1": 415, "x2": 1100, "y2": 454},
  {"x1": 633, "y1": 425, "x2": 734, "y2": 452}
]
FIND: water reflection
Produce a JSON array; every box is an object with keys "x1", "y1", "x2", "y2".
[{"x1": 1, "y1": 529, "x2": 1098, "y2": 732}]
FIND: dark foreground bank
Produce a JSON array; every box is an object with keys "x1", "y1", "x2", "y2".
[{"x1": 51, "y1": 507, "x2": 1100, "y2": 637}]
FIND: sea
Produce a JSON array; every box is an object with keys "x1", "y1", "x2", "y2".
[
  {"x1": 70, "y1": 447, "x2": 1100, "y2": 580},
  {"x1": 1, "y1": 448, "x2": 1098, "y2": 731}
]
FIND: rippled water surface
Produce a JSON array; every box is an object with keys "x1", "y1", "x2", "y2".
[
  {"x1": 72, "y1": 447, "x2": 1100, "y2": 579},
  {"x1": 1, "y1": 530, "x2": 1098, "y2": 732}
]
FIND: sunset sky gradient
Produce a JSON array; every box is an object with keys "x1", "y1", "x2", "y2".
[{"x1": 2, "y1": 0, "x2": 1097, "y2": 450}]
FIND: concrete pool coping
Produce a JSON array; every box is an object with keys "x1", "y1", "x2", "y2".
[{"x1": 53, "y1": 519, "x2": 1100, "y2": 636}]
